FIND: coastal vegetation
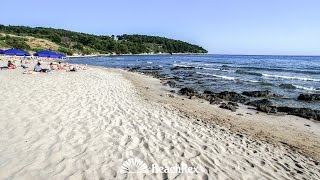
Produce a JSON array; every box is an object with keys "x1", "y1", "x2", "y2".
[{"x1": 0, "y1": 25, "x2": 207, "y2": 55}]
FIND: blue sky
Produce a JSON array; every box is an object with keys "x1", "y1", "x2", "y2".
[{"x1": 1, "y1": 0, "x2": 320, "y2": 55}]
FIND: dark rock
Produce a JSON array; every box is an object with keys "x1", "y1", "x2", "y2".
[
  {"x1": 140, "y1": 71, "x2": 165, "y2": 79},
  {"x1": 179, "y1": 87, "x2": 196, "y2": 96},
  {"x1": 297, "y1": 94, "x2": 320, "y2": 101},
  {"x1": 228, "y1": 101, "x2": 239, "y2": 107},
  {"x1": 203, "y1": 90, "x2": 215, "y2": 95},
  {"x1": 165, "y1": 80, "x2": 176, "y2": 88},
  {"x1": 277, "y1": 107, "x2": 320, "y2": 121},
  {"x1": 128, "y1": 66, "x2": 141, "y2": 72},
  {"x1": 171, "y1": 66, "x2": 195, "y2": 70},
  {"x1": 279, "y1": 84, "x2": 296, "y2": 89},
  {"x1": 128, "y1": 67, "x2": 167, "y2": 79},
  {"x1": 169, "y1": 90, "x2": 176, "y2": 93},
  {"x1": 217, "y1": 91, "x2": 249, "y2": 103},
  {"x1": 246, "y1": 99, "x2": 277, "y2": 113},
  {"x1": 195, "y1": 90, "x2": 216, "y2": 102},
  {"x1": 219, "y1": 103, "x2": 237, "y2": 112},
  {"x1": 247, "y1": 99, "x2": 273, "y2": 107},
  {"x1": 198, "y1": 91, "x2": 244, "y2": 105},
  {"x1": 259, "y1": 105, "x2": 278, "y2": 113},
  {"x1": 242, "y1": 90, "x2": 275, "y2": 97},
  {"x1": 197, "y1": 95, "x2": 213, "y2": 102}
]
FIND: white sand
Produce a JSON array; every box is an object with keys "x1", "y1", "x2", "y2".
[{"x1": 0, "y1": 66, "x2": 320, "y2": 179}]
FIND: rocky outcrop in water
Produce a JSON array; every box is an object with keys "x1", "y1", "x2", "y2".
[
  {"x1": 171, "y1": 66, "x2": 196, "y2": 70},
  {"x1": 128, "y1": 66, "x2": 141, "y2": 72},
  {"x1": 242, "y1": 90, "x2": 275, "y2": 97},
  {"x1": 217, "y1": 91, "x2": 249, "y2": 103},
  {"x1": 246, "y1": 99, "x2": 272, "y2": 107},
  {"x1": 179, "y1": 87, "x2": 196, "y2": 96},
  {"x1": 165, "y1": 80, "x2": 177, "y2": 88},
  {"x1": 246, "y1": 99, "x2": 320, "y2": 120},
  {"x1": 246, "y1": 99, "x2": 277, "y2": 113},
  {"x1": 196, "y1": 91, "x2": 248, "y2": 103},
  {"x1": 128, "y1": 67, "x2": 165, "y2": 79},
  {"x1": 297, "y1": 94, "x2": 320, "y2": 101},
  {"x1": 279, "y1": 84, "x2": 296, "y2": 89},
  {"x1": 142, "y1": 71, "x2": 165, "y2": 79},
  {"x1": 277, "y1": 107, "x2": 320, "y2": 121}
]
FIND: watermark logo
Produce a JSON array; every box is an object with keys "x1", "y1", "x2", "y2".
[
  {"x1": 120, "y1": 158, "x2": 198, "y2": 174},
  {"x1": 120, "y1": 158, "x2": 149, "y2": 174}
]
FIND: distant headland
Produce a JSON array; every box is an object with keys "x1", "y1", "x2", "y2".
[{"x1": 0, "y1": 25, "x2": 207, "y2": 56}]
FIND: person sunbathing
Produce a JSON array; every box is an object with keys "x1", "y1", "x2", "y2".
[
  {"x1": 57, "y1": 62, "x2": 64, "y2": 70},
  {"x1": 8, "y1": 61, "x2": 16, "y2": 69},
  {"x1": 34, "y1": 62, "x2": 50, "y2": 73},
  {"x1": 66, "y1": 65, "x2": 77, "y2": 72},
  {"x1": 50, "y1": 62, "x2": 57, "y2": 70}
]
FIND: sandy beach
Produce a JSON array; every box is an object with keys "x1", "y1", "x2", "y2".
[{"x1": 0, "y1": 64, "x2": 320, "y2": 179}]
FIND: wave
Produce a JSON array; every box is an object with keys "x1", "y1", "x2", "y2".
[
  {"x1": 196, "y1": 72, "x2": 263, "y2": 84},
  {"x1": 235, "y1": 70, "x2": 263, "y2": 76},
  {"x1": 222, "y1": 65, "x2": 320, "y2": 75},
  {"x1": 203, "y1": 67, "x2": 221, "y2": 71},
  {"x1": 245, "y1": 79, "x2": 260, "y2": 83},
  {"x1": 172, "y1": 64, "x2": 195, "y2": 68},
  {"x1": 293, "y1": 85, "x2": 320, "y2": 92},
  {"x1": 279, "y1": 83, "x2": 320, "y2": 91},
  {"x1": 196, "y1": 72, "x2": 236, "y2": 80},
  {"x1": 262, "y1": 74, "x2": 320, "y2": 82}
]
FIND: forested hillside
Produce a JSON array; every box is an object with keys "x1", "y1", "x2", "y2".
[{"x1": 0, "y1": 25, "x2": 207, "y2": 55}]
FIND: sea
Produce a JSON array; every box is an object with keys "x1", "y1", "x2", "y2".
[{"x1": 68, "y1": 54, "x2": 320, "y2": 110}]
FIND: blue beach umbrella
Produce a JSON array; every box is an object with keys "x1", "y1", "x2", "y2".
[
  {"x1": 4, "y1": 48, "x2": 30, "y2": 56},
  {"x1": 34, "y1": 50, "x2": 65, "y2": 58}
]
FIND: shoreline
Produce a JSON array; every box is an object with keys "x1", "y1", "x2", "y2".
[
  {"x1": 0, "y1": 64, "x2": 320, "y2": 179},
  {"x1": 116, "y1": 68, "x2": 320, "y2": 159}
]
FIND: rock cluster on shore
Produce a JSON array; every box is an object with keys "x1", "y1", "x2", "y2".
[
  {"x1": 298, "y1": 94, "x2": 320, "y2": 101},
  {"x1": 177, "y1": 87, "x2": 320, "y2": 121},
  {"x1": 128, "y1": 66, "x2": 166, "y2": 79},
  {"x1": 128, "y1": 67, "x2": 320, "y2": 121}
]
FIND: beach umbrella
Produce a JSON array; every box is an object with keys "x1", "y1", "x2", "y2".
[
  {"x1": 4, "y1": 48, "x2": 30, "y2": 56},
  {"x1": 34, "y1": 50, "x2": 65, "y2": 58}
]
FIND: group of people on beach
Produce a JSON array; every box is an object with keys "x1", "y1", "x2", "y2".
[
  {"x1": 0, "y1": 56, "x2": 87, "y2": 73},
  {"x1": 1, "y1": 59, "x2": 28, "y2": 70}
]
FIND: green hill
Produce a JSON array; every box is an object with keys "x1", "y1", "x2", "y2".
[{"x1": 0, "y1": 25, "x2": 208, "y2": 55}]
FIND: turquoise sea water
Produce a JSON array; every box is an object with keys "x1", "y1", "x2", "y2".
[{"x1": 68, "y1": 55, "x2": 320, "y2": 110}]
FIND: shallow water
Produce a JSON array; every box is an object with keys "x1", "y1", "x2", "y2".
[{"x1": 68, "y1": 54, "x2": 320, "y2": 110}]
